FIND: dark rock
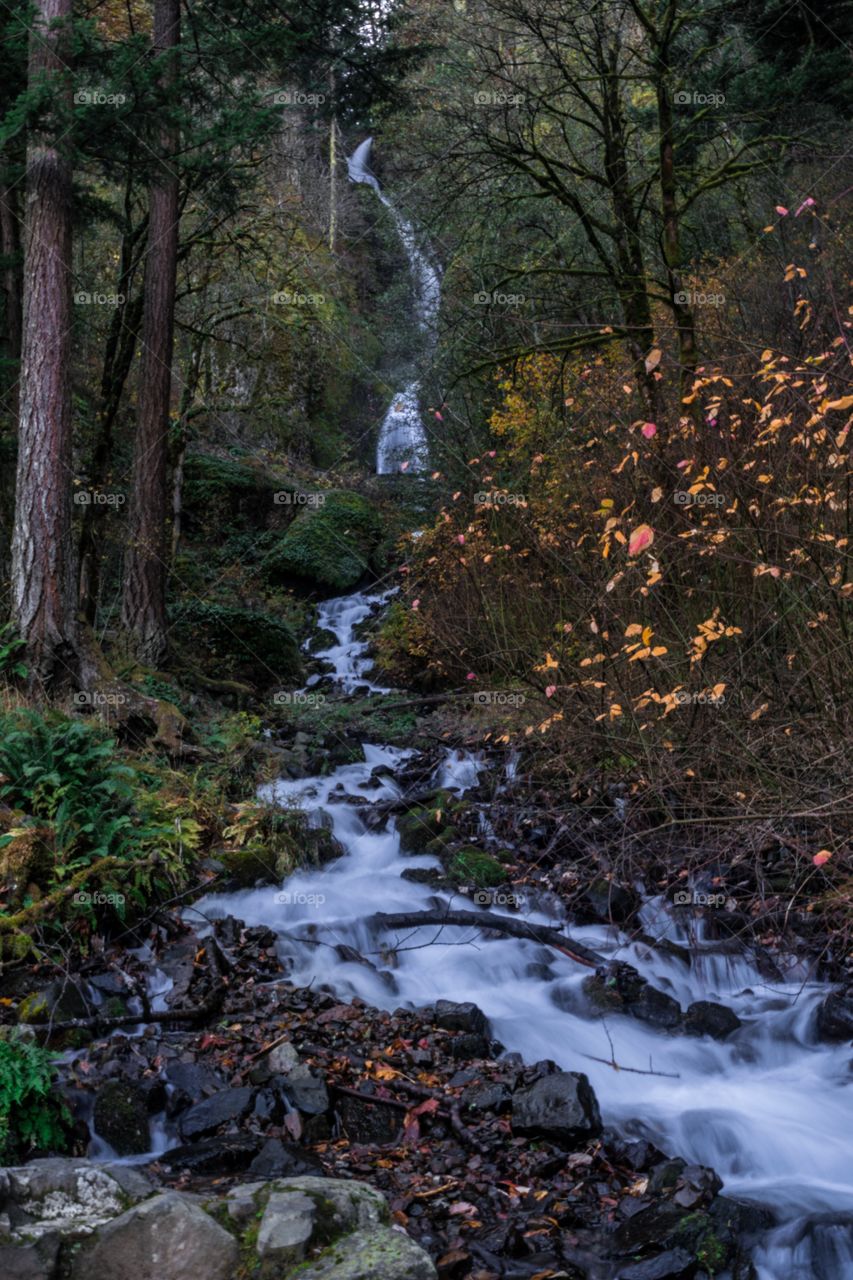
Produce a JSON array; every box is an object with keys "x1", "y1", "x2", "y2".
[
  {"x1": 630, "y1": 984, "x2": 682, "y2": 1030},
  {"x1": 433, "y1": 1000, "x2": 490, "y2": 1037},
  {"x1": 253, "y1": 1088, "x2": 284, "y2": 1123},
  {"x1": 462, "y1": 1083, "x2": 511, "y2": 1114},
  {"x1": 278, "y1": 1072, "x2": 329, "y2": 1117},
  {"x1": 511, "y1": 1072, "x2": 601, "y2": 1144},
  {"x1": 178, "y1": 1086, "x2": 254, "y2": 1141},
  {"x1": 449, "y1": 1033, "x2": 490, "y2": 1060},
  {"x1": 816, "y1": 987, "x2": 853, "y2": 1042},
  {"x1": 0, "y1": 1236, "x2": 60, "y2": 1280},
  {"x1": 158, "y1": 1134, "x2": 262, "y2": 1176},
  {"x1": 684, "y1": 1000, "x2": 741, "y2": 1040},
  {"x1": 247, "y1": 1138, "x2": 325, "y2": 1179},
  {"x1": 164, "y1": 1061, "x2": 225, "y2": 1115},
  {"x1": 615, "y1": 1248, "x2": 695, "y2": 1279},
  {"x1": 613, "y1": 1201, "x2": 689, "y2": 1252},
  {"x1": 336, "y1": 1092, "x2": 402, "y2": 1145},
  {"x1": 581, "y1": 878, "x2": 639, "y2": 925},
  {"x1": 93, "y1": 1081, "x2": 150, "y2": 1157}
]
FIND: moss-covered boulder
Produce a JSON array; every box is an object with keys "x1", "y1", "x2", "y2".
[
  {"x1": 169, "y1": 601, "x2": 302, "y2": 690},
  {"x1": 182, "y1": 453, "x2": 300, "y2": 534},
  {"x1": 93, "y1": 1081, "x2": 150, "y2": 1157},
  {"x1": 447, "y1": 847, "x2": 508, "y2": 888},
  {"x1": 263, "y1": 491, "x2": 385, "y2": 591}
]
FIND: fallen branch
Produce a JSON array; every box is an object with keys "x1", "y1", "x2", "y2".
[{"x1": 367, "y1": 909, "x2": 605, "y2": 968}]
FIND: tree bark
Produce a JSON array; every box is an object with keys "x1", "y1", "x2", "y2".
[
  {"x1": 11, "y1": 0, "x2": 77, "y2": 691},
  {"x1": 120, "y1": 0, "x2": 180, "y2": 664},
  {"x1": 0, "y1": 177, "x2": 23, "y2": 407}
]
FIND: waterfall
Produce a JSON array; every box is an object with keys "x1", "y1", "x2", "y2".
[{"x1": 348, "y1": 137, "x2": 439, "y2": 475}]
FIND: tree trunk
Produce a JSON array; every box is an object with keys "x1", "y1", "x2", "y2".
[
  {"x1": 120, "y1": 0, "x2": 180, "y2": 664},
  {"x1": 0, "y1": 177, "x2": 23, "y2": 409},
  {"x1": 11, "y1": 0, "x2": 77, "y2": 691}
]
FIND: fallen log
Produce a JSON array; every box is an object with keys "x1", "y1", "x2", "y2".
[{"x1": 367, "y1": 909, "x2": 605, "y2": 968}]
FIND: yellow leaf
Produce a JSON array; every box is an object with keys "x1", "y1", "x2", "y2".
[
  {"x1": 645, "y1": 347, "x2": 662, "y2": 373},
  {"x1": 825, "y1": 395, "x2": 853, "y2": 411}
]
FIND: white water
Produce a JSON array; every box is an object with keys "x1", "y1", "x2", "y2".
[
  {"x1": 348, "y1": 137, "x2": 438, "y2": 475},
  {"x1": 193, "y1": 587, "x2": 853, "y2": 1279}
]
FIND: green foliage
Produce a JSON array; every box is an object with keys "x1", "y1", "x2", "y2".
[
  {"x1": 0, "y1": 1033, "x2": 70, "y2": 1160},
  {"x1": 182, "y1": 454, "x2": 298, "y2": 533},
  {"x1": 448, "y1": 847, "x2": 508, "y2": 888},
  {"x1": 169, "y1": 601, "x2": 302, "y2": 689},
  {"x1": 0, "y1": 621, "x2": 27, "y2": 680},
  {"x1": 263, "y1": 491, "x2": 386, "y2": 590}
]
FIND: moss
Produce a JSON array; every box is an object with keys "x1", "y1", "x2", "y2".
[
  {"x1": 448, "y1": 847, "x2": 508, "y2": 888},
  {"x1": 182, "y1": 453, "x2": 300, "y2": 534},
  {"x1": 169, "y1": 601, "x2": 302, "y2": 691},
  {"x1": 581, "y1": 974, "x2": 625, "y2": 1015},
  {"x1": 262, "y1": 491, "x2": 385, "y2": 591}
]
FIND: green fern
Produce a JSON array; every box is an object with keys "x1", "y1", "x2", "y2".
[{"x1": 0, "y1": 1034, "x2": 70, "y2": 1159}]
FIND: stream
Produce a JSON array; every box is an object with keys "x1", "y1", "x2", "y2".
[{"x1": 196, "y1": 144, "x2": 853, "y2": 1278}]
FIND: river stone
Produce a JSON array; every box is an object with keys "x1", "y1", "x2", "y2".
[
  {"x1": 178, "y1": 1085, "x2": 254, "y2": 1140},
  {"x1": 684, "y1": 1000, "x2": 742, "y2": 1040},
  {"x1": 295, "y1": 1226, "x2": 438, "y2": 1279},
  {"x1": 256, "y1": 1190, "x2": 316, "y2": 1271},
  {"x1": 164, "y1": 1061, "x2": 225, "y2": 1113},
  {"x1": 629, "y1": 984, "x2": 682, "y2": 1030},
  {"x1": 93, "y1": 1081, "x2": 150, "y2": 1156},
  {"x1": 815, "y1": 987, "x2": 853, "y2": 1042},
  {"x1": 616, "y1": 1248, "x2": 695, "y2": 1279},
  {"x1": 5, "y1": 1159, "x2": 152, "y2": 1241},
  {"x1": 248, "y1": 1137, "x2": 325, "y2": 1179},
  {"x1": 511, "y1": 1072, "x2": 602, "y2": 1144},
  {"x1": 433, "y1": 999, "x2": 490, "y2": 1036},
  {"x1": 159, "y1": 1134, "x2": 262, "y2": 1176},
  {"x1": 0, "y1": 1236, "x2": 60, "y2": 1280},
  {"x1": 70, "y1": 1192, "x2": 238, "y2": 1280}
]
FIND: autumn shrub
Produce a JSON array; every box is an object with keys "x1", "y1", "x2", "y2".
[{"x1": 392, "y1": 269, "x2": 852, "y2": 840}]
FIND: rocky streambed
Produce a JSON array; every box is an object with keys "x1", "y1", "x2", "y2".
[{"x1": 3, "y1": 587, "x2": 853, "y2": 1280}]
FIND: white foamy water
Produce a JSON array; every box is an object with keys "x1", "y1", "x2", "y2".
[
  {"x1": 348, "y1": 137, "x2": 439, "y2": 475},
  {"x1": 193, "y1": 587, "x2": 853, "y2": 1279}
]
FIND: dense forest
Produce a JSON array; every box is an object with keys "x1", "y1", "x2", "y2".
[{"x1": 0, "y1": 1, "x2": 852, "y2": 1278}]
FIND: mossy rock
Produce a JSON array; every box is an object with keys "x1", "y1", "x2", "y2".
[
  {"x1": 92, "y1": 1081, "x2": 150, "y2": 1157},
  {"x1": 169, "y1": 601, "x2": 302, "y2": 691},
  {"x1": 182, "y1": 453, "x2": 299, "y2": 533},
  {"x1": 581, "y1": 973, "x2": 625, "y2": 1015},
  {"x1": 447, "y1": 847, "x2": 508, "y2": 888},
  {"x1": 397, "y1": 806, "x2": 449, "y2": 853},
  {"x1": 262, "y1": 491, "x2": 385, "y2": 591},
  {"x1": 219, "y1": 812, "x2": 343, "y2": 887},
  {"x1": 0, "y1": 817, "x2": 54, "y2": 905}
]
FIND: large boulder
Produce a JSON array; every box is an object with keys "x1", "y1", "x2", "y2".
[
  {"x1": 295, "y1": 1226, "x2": 437, "y2": 1279},
  {"x1": 70, "y1": 1192, "x2": 239, "y2": 1280},
  {"x1": 263, "y1": 491, "x2": 385, "y2": 591},
  {"x1": 511, "y1": 1072, "x2": 602, "y2": 1144},
  {"x1": 168, "y1": 601, "x2": 302, "y2": 690}
]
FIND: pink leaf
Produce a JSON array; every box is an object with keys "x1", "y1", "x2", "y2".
[
  {"x1": 456, "y1": 533, "x2": 465, "y2": 544},
  {"x1": 775, "y1": 205, "x2": 789, "y2": 216},
  {"x1": 545, "y1": 685, "x2": 557, "y2": 698},
  {"x1": 628, "y1": 524, "x2": 655, "y2": 556},
  {"x1": 434, "y1": 410, "x2": 444, "y2": 420},
  {"x1": 466, "y1": 671, "x2": 476, "y2": 680},
  {"x1": 795, "y1": 197, "x2": 816, "y2": 216},
  {"x1": 813, "y1": 849, "x2": 833, "y2": 867},
  {"x1": 641, "y1": 422, "x2": 657, "y2": 439}
]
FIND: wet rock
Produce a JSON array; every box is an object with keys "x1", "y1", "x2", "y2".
[
  {"x1": 17, "y1": 978, "x2": 94, "y2": 1025},
  {"x1": 158, "y1": 1134, "x2": 262, "y2": 1177},
  {"x1": 684, "y1": 1000, "x2": 742, "y2": 1040},
  {"x1": 69, "y1": 1191, "x2": 239, "y2": 1280},
  {"x1": 613, "y1": 1200, "x2": 689, "y2": 1252},
  {"x1": 164, "y1": 1061, "x2": 225, "y2": 1115},
  {"x1": 248, "y1": 1138, "x2": 325, "y2": 1179},
  {"x1": 93, "y1": 1081, "x2": 151, "y2": 1157},
  {"x1": 296, "y1": 1226, "x2": 438, "y2": 1279},
  {"x1": 815, "y1": 987, "x2": 853, "y2": 1042},
  {"x1": 615, "y1": 1248, "x2": 694, "y2": 1279},
  {"x1": 433, "y1": 999, "x2": 490, "y2": 1037},
  {"x1": 462, "y1": 1082, "x2": 511, "y2": 1114},
  {"x1": 337, "y1": 1092, "x2": 402, "y2": 1145},
  {"x1": 630, "y1": 984, "x2": 682, "y2": 1030},
  {"x1": 511, "y1": 1071, "x2": 601, "y2": 1144},
  {"x1": 580, "y1": 877, "x2": 639, "y2": 925},
  {"x1": 178, "y1": 1086, "x2": 254, "y2": 1140},
  {"x1": 449, "y1": 1033, "x2": 490, "y2": 1059},
  {"x1": 252, "y1": 1039, "x2": 329, "y2": 1116}
]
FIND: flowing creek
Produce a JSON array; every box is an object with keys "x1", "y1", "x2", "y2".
[{"x1": 74, "y1": 140, "x2": 853, "y2": 1279}]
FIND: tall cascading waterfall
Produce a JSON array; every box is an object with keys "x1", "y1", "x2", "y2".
[{"x1": 347, "y1": 138, "x2": 439, "y2": 475}]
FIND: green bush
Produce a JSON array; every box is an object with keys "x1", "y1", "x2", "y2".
[
  {"x1": 0, "y1": 1033, "x2": 70, "y2": 1160},
  {"x1": 169, "y1": 601, "x2": 302, "y2": 689},
  {"x1": 182, "y1": 453, "x2": 298, "y2": 532},
  {"x1": 262, "y1": 490, "x2": 385, "y2": 590}
]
